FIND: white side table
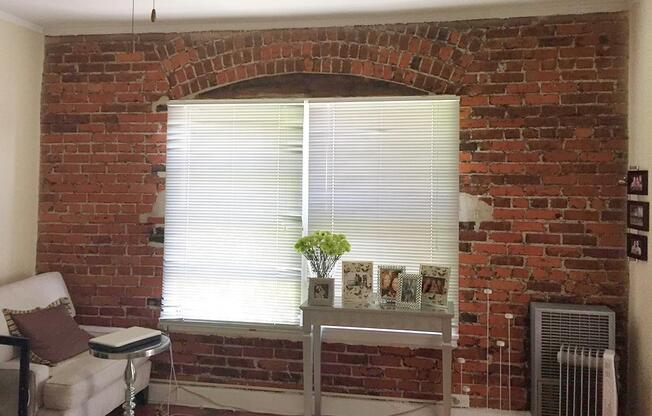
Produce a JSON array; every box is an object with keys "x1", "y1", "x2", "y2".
[
  {"x1": 89, "y1": 335, "x2": 170, "y2": 416},
  {"x1": 300, "y1": 303, "x2": 454, "y2": 416}
]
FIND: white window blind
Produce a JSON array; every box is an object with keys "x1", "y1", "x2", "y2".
[
  {"x1": 308, "y1": 99, "x2": 460, "y2": 318},
  {"x1": 162, "y1": 97, "x2": 459, "y2": 328},
  {"x1": 162, "y1": 102, "x2": 304, "y2": 325}
]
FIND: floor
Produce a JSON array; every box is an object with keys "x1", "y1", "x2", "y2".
[{"x1": 111, "y1": 404, "x2": 277, "y2": 416}]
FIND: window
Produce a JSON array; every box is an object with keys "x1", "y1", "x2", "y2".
[
  {"x1": 162, "y1": 102, "x2": 304, "y2": 325},
  {"x1": 162, "y1": 97, "x2": 459, "y2": 327},
  {"x1": 308, "y1": 100, "x2": 459, "y2": 314}
]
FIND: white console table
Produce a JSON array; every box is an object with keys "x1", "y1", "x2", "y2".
[{"x1": 300, "y1": 302, "x2": 454, "y2": 416}]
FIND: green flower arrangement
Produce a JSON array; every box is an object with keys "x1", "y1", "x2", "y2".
[{"x1": 295, "y1": 231, "x2": 351, "y2": 278}]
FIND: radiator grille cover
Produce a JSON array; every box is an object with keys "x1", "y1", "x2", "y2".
[{"x1": 531, "y1": 303, "x2": 615, "y2": 416}]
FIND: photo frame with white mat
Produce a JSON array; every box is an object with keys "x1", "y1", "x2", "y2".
[
  {"x1": 397, "y1": 273, "x2": 422, "y2": 309},
  {"x1": 377, "y1": 265, "x2": 405, "y2": 304},
  {"x1": 627, "y1": 200, "x2": 650, "y2": 231},
  {"x1": 341, "y1": 261, "x2": 373, "y2": 306},
  {"x1": 627, "y1": 233, "x2": 648, "y2": 261},
  {"x1": 308, "y1": 278, "x2": 335, "y2": 306},
  {"x1": 420, "y1": 264, "x2": 450, "y2": 309}
]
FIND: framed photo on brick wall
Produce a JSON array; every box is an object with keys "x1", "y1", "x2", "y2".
[
  {"x1": 627, "y1": 170, "x2": 648, "y2": 195},
  {"x1": 628, "y1": 201, "x2": 650, "y2": 231},
  {"x1": 627, "y1": 233, "x2": 648, "y2": 261}
]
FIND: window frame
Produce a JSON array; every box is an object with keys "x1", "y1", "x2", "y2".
[{"x1": 160, "y1": 96, "x2": 460, "y2": 342}]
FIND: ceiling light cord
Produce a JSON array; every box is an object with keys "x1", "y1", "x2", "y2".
[{"x1": 131, "y1": 0, "x2": 135, "y2": 53}]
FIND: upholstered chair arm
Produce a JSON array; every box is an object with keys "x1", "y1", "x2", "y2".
[{"x1": 0, "y1": 335, "x2": 30, "y2": 416}]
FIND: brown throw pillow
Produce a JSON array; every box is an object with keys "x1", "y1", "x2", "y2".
[{"x1": 3, "y1": 298, "x2": 90, "y2": 366}]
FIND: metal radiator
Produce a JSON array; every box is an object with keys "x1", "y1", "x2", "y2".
[
  {"x1": 556, "y1": 346, "x2": 617, "y2": 416},
  {"x1": 530, "y1": 303, "x2": 615, "y2": 416}
]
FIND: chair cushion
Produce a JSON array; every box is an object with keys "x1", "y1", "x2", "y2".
[
  {"x1": 37, "y1": 361, "x2": 151, "y2": 416},
  {"x1": 3, "y1": 299, "x2": 89, "y2": 366},
  {"x1": 42, "y1": 352, "x2": 148, "y2": 410}
]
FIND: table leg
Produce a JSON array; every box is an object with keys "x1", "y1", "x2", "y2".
[
  {"x1": 441, "y1": 320, "x2": 452, "y2": 416},
  {"x1": 442, "y1": 345, "x2": 452, "y2": 416},
  {"x1": 123, "y1": 358, "x2": 137, "y2": 416},
  {"x1": 313, "y1": 325, "x2": 322, "y2": 416},
  {"x1": 303, "y1": 324, "x2": 313, "y2": 416}
]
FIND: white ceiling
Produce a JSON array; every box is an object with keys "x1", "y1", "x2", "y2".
[{"x1": 0, "y1": 0, "x2": 629, "y2": 35}]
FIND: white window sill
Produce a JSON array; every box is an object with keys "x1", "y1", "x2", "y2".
[{"x1": 159, "y1": 319, "x2": 458, "y2": 349}]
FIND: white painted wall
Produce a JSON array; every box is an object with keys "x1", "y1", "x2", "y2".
[
  {"x1": 628, "y1": 2, "x2": 652, "y2": 415},
  {"x1": 0, "y1": 17, "x2": 43, "y2": 285}
]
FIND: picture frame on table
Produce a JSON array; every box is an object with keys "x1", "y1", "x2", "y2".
[
  {"x1": 308, "y1": 278, "x2": 335, "y2": 306},
  {"x1": 420, "y1": 264, "x2": 450, "y2": 309},
  {"x1": 377, "y1": 265, "x2": 405, "y2": 304},
  {"x1": 342, "y1": 261, "x2": 373, "y2": 307},
  {"x1": 397, "y1": 273, "x2": 422, "y2": 309},
  {"x1": 627, "y1": 233, "x2": 648, "y2": 261},
  {"x1": 628, "y1": 170, "x2": 648, "y2": 195},
  {"x1": 628, "y1": 201, "x2": 650, "y2": 231}
]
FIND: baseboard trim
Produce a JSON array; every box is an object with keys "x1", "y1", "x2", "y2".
[{"x1": 149, "y1": 379, "x2": 530, "y2": 416}]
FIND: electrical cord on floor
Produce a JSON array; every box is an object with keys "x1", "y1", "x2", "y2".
[{"x1": 157, "y1": 336, "x2": 435, "y2": 416}]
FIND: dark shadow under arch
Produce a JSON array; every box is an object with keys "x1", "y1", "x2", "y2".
[{"x1": 194, "y1": 73, "x2": 429, "y2": 100}]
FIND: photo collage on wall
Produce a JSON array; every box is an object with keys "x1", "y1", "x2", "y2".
[{"x1": 627, "y1": 170, "x2": 649, "y2": 261}]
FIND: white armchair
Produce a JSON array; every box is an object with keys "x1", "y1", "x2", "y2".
[{"x1": 0, "y1": 273, "x2": 152, "y2": 416}]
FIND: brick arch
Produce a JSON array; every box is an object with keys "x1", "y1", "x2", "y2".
[{"x1": 156, "y1": 25, "x2": 484, "y2": 100}]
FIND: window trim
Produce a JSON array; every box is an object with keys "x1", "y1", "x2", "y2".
[
  {"x1": 172, "y1": 96, "x2": 459, "y2": 106},
  {"x1": 300, "y1": 99, "x2": 311, "y2": 304}
]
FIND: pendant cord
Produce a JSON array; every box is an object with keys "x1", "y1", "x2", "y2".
[{"x1": 131, "y1": 0, "x2": 135, "y2": 53}]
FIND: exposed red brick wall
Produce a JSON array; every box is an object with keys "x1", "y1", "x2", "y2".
[{"x1": 38, "y1": 12, "x2": 628, "y2": 410}]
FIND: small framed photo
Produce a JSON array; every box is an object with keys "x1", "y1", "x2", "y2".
[
  {"x1": 420, "y1": 264, "x2": 450, "y2": 309},
  {"x1": 377, "y1": 265, "x2": 405, "y2": 304},
  {"x1": 628, "y1": 233, "x2": 648, "y2": 261},
  {"x1": 628, "y1": 201, "x2": 650, "y2": 231},
  {"x1": 342, "y1": 261, "x2": 373, "y2": 307},
  {"x1": 308, "y1": 278, "x2": 335, "y2": 306},
  {"x1": 397, "y1": 273, "x2": 422, "y2": 309},
  {"x1": 628, "y1": 170, "x2": 648, "y2": 195}
]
